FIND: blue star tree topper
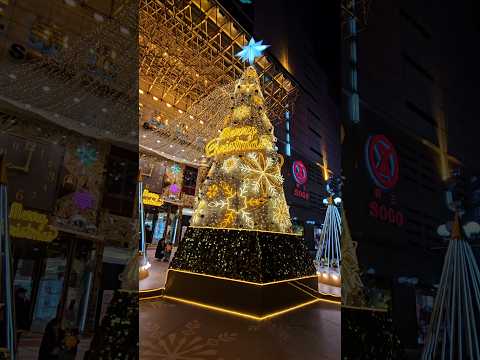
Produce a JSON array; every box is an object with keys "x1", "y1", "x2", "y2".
[{"x1": 236, "y1": 38, "x2": 270, "y2": 65}]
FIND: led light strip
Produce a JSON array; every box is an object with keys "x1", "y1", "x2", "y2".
[
  {"x1": 161, "y1": 295, "x2": 339, "y2": 321},
  {"x1": 139, "y1": 287, "x2": 165, "y2": 293},
  {"x1": 341, "y1": 304, "x2": 388, "y2": 313},
  {"x1": 190, "y1": 225, "x2": 300, "y2": 236}
]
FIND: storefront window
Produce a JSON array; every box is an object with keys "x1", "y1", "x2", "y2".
[
  {"x1": 31, "y1": 257, "x2": 66, "y2": 332},
  {"x1": 64, "y1": 239, "x2": 96, "y2": 333},
  {"x1": 13, "y1": 259, "x2": 35, "y2": 299}
]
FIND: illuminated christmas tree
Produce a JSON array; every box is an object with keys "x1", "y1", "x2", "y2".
[
  {"x1": 191, "y1": 53, "x2": 292, "y2": 233},
  {"x1": 316, "y1": 182, "x2": 342, "y2": 283},
  {"x1": 170, "y1": 39, "x2": 315, "y2": 287},
  {"x1": 421, "y1": 212, "x2": 480, "y2": 360}
]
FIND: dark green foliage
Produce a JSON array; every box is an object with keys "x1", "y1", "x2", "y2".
[
  {"x1": 170, "y1": 226, "x2": 316, "y2": 282},
  {"x1": 86, "y1": 291, "x2": 138, "y2": 360},
  {"x1": 342, "y1": 307, "x2": 406, "y2": 360}
]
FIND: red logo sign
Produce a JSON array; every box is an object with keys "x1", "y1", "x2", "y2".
[
  {"x1": 292, "y1": 160, "x2": 308, "y2": 185},
  {"x1": 365, "y1": 135, "x2": 399, "y2": 190}
]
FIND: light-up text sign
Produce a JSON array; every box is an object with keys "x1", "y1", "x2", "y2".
[
  {"x1": 9, "y1": 202, "x2": 58, "y2": 241},
  {"x1": 142, "y1": 189, "x2": 165, "y2": 207},
  {"x1": 205, "y1": 126, "x2": 272, "y2": 157}
]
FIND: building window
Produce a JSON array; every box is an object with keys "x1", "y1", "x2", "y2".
[{"x1": 102, "y1": 146, "x2": 138, "y2": 217}]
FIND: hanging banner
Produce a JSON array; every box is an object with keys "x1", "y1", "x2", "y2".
[{"x1": 9, "y1": 202, "x2": 58, "y2": 241}]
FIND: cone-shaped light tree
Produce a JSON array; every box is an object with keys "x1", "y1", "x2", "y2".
[
  {"x1": 316, "y1": 182, "x2": 342, "y2": 280},
  {"x1": 191, "y1": 51, "x2": 292, "y2": 233},
  {"x1": 421, "y1": 212, "x2": 480, "y2": 359}
]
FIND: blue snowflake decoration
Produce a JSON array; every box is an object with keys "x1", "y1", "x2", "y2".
[
  {"x1": 236, "y1": 38, "x2": 270, "y2": 65},
  {"x1": 76, "y1": 144, "x2": 98, "y2": 167},
  {"x1": 170, "y1": 163, "x2": 182, "y2": 175}
]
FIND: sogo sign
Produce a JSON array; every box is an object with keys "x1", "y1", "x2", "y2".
[
  {"x1": 292, "y1": 160, "x2": 309, "y2": 200},
  {"x1": 365, "y1": 135, "x2": 404, "y2": 227}
]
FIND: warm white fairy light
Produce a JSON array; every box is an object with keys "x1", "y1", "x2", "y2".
[{"x1": 316, "y1": 196, "x2": 342, "y2": 281}]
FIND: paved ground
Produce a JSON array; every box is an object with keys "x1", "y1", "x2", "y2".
[
  {"x1": 17, "y1": 332, "x2": 91, "y2": 359},
  {"x1": 140, "y1": 247, "x2": 170, "y2": 290},
  {"x1": 140, "y1": 297, "x2": 340, "y2": 360}
]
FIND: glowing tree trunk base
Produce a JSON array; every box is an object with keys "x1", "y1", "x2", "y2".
[{"x1": 421, "y1": 215, "x2": 480, "y2": 360}]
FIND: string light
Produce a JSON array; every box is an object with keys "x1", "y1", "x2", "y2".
[{"x1": 190, "y1": 66, "x2": 292, "y2": 233}]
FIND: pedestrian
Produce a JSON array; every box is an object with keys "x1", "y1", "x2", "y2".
[
  {"x1": 38, "y1": 313, "x2": 64, "y2": 360},
  {"x1": 63, "y1": 299, "x2": 76, "y2": 330},
  {"x1": 155, "y1": 238, "x2": 165, "y2": 260},
  {"x1": 15, "y1": 287, "x2": 30, "y2": 345},
  {"x1": 163, "y1": 241, "x2": 173, "y2": 262},
  {"x1": 145, "y1": 224, "x2": 153, "y2": 249}
]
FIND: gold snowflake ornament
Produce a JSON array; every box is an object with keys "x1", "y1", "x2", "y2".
[{"x1": 240, "y1": 152, "x2": 283, "y2": 196}]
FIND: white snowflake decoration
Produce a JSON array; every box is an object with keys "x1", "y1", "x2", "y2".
[{"x1": 240, "y1": 152, "x2": 283, "y2": 196}]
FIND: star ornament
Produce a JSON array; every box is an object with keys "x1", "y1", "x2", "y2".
[{"x1": 236, "y1": 38, "x2": 270, "y2": 65}]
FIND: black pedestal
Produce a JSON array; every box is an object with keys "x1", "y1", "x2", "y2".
[{"x1": 164, "y1": 227, "x2": 334, "y2": 318}]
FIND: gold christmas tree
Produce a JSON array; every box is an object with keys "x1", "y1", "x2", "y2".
[
  {"x1": 191, "y1": 65, "x2": 292, "y2": 233},
  {"x1": 341, "y1": 208, "x2": 366, "y2": 306}
]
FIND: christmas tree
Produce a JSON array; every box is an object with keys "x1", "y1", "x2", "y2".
[
  {"x1": 341, "y1": 207, "x2": 366, "y2": 307},
  {"x1": 421, "y1": 212, "x2": 480, "y2": 360},
  {"x1": 316, "y1": 181, "x2": 342, "y2": 282},
  {"x1": 190, "y1": 59, "x2": 291, "y2": 233},
  {"x1": 170, "y1": 39, "x2": 315, "y2": 284}
]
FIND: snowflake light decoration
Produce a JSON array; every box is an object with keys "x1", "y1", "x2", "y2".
[
  {"x1": 222, "y1": 157, "x2": 239, "y2": 173},
  {"x1": 272, "y1": 196, "x2": 291, "y2": 232},
  {"x1": 235, "y1": 38, "x2": 270, "y2": 65},
  {"x1": 76, "y1": 144, "x2": 98, "y2": 166},
  {"x1": 240, "y1": 152, "x2": 283, "y2": 196},
  {"x1": 73, "y1": 191, "x2": 95, "y2": 210},
  {"x1": 170, "y1": 163, "x2": 182, "y2": 175}
]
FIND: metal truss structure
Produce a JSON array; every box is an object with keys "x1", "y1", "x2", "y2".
[{"x1": 139, "y1": 0, "x2": 298, "y2": 165}]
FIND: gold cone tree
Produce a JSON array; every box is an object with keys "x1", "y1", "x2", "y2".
[
  {"x1": 341, "y1": 208, "x2": 366, "y2": 307},
  {"x1": 191, "y1": 66, "x2": 292, "y2": 233}
]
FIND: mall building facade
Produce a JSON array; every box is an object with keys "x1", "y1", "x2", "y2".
[
  {"x1": 341, "y1": 0, "x2": 476, "y2": 353},
  {"x1": 0, "y1": 0, "x2": 137, "y2": 336}
]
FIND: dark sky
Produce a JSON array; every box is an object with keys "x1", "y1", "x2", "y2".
[{"x1": 436, "y1": 1, "x2": 480, "y2": 172}]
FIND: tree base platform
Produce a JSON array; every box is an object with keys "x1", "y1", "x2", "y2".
[{"x1": 164, "y1": 226, "x2": 332, "y2": 318}]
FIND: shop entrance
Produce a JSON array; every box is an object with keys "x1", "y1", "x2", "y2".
[{"x1": 140, "y1": 203, "x2": 192, "y2": 291}]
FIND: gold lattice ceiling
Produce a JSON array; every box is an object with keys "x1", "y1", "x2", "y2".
[{"x1": 139, "y1": 0, "x2": 298, "y2": 166}]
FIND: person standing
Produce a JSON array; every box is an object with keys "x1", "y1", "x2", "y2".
[{"x1": 38, "y1": 314, "x2": 64, "y2": 360}]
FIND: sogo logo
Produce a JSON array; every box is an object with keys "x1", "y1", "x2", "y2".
[
  {"x1": 365, "y1": 134, "x2": 399, "y2": 190},
  {"x1": 365, "y1": 135, "x2": 404, "y2": 227},
  {"x1": 292, "y1": 160, "x2": 307, "y2": 185}
]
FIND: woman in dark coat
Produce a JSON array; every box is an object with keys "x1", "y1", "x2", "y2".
[{"x1": 38, "y1": 316, "x2": 64, "y2": 360}]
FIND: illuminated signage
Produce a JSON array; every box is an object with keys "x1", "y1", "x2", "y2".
[
  {"x1": 292, "y1": 160, "x2": 309, "y2": 200},
  {"x1": 142, "y1": 189, "x2": 165, "y2": 207},
  {"x1": 9, "y1": 202, "x2": 58, "y2": 242},
  {"x1": 365, "y1": 135, "x2": 404, "y2": 227},
  {"x1": 205, "y1": 126, "x2": 272, "y2": 157},
  {"x1": 365, "y1": 134, "x2": 399, "y2": 190},
  {"x1": 292, "y1": 160, "x2": 308, "y2": 185}
]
